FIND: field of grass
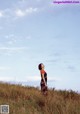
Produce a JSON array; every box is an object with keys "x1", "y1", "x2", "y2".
[{"x1": 0, "y1": 82, "x2": 80, "y2": 114}]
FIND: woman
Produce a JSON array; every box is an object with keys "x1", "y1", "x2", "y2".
[{"x1": 38, "y1": 63, "x2": 48, "y2": 94}]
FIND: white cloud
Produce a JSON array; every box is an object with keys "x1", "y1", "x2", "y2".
[
  {"x1": 15, "y1": 7, "x2": 38, "y2": 17},
  {"x1": 0, "y1": 1, "x2": 78, "y2": 20},
  {"x1": 17, "y1": 76, "x2": 61, "y2": 82},
  {"x1": 0, "y1": 46, "x2": 28, "y2": 56},
  {"x1": 0, "y1": 1, "x2": 50, "y2": 19},
  {"x1": 7, "y1": 40, "x2": 16, "y2": 45},
  {"x1": 0, "y1": 76, "x2": 14, "y2": 81},
  {"x1": 0, "y1": 47, "x2": 28, "y2": 51},
  {"x1": 5, "y1": 34, "x2": 14, "y2": 39},
  {"x1": 25, "y1": 7, "x2": 38, "y2": 14},
  {"x1": 0, "y1": 67, "x2": 10, "y2": 71},
  {"x1": 26, "y1": 76, "x2": 40, "y2": 82},
  {"x1": 0, "y1": 11, "x2": 4, "y2": 17},
  {"x1": 15, "y1": 9, "x2": 25, "y2": 17},
  {"x1": 0, "y1": 9, "x2": 10, "y2": 18},
  {"x1": 4, "y1": 34, "x2": 17, "y2": 45},
  {"x1": 0, "y1": 34, "x2": 31, "y2": 47}
]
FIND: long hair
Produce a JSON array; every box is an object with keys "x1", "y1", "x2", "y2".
[{"x1": 38, "y1": 63, "x2": 43, "y2": 70}]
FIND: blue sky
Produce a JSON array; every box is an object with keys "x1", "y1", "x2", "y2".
[{"x1": 0, "y1": 0, "x2": 80, "y2": 91}]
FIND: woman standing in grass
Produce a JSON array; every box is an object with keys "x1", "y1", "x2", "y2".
[{"x1": 38, "y1": 63, "x2": 48, "y2": 95}]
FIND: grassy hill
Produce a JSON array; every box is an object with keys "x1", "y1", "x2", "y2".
[{"x1": 0, "y1": 82, "x2": 80, "y2": 114}]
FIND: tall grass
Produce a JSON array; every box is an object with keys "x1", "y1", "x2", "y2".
[{"x1": 0, "y1": 82, "x2": 80, "y2": 114}]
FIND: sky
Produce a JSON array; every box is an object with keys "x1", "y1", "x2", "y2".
[{"x1": 0, "y1": 0, "x2": 80, "y2": 91}]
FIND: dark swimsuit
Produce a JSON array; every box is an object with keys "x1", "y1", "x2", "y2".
[
  {"x1": 41, "y1": 72, "x2": 47, "y2": 84},
  {"x1": 40, "y1": 70, "x2": 47, "y2": 92}
]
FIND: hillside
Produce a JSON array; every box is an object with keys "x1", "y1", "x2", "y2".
[{"x1": 0, "y1": 82, "x2": 80, "y2": 114}]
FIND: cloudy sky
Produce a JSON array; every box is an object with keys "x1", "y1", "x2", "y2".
[{"x1": 0, "y1": 0, "x2": 80, "y2": 91}]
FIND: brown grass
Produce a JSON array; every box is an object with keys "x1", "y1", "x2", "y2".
[{"x1": 0, "y1": 82, "x2": 80, "y2": 114}]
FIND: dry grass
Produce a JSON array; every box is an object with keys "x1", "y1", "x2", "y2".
[{"x1": 0, "y1": 82, "x2": 80, "y2": 114}]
